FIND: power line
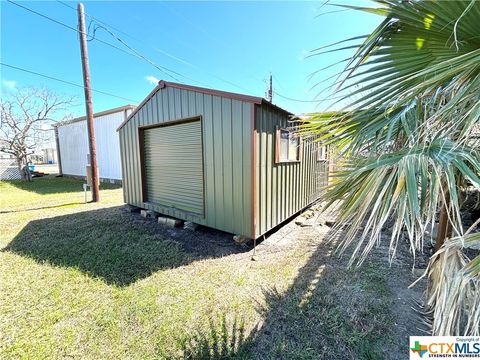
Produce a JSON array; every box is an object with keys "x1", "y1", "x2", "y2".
[
  {"x1": 9, "y1": 0, "x2": 261, "y2": 99},
  {"x1": 7, "y1": 0, "x2": 179, "y2": 82},
  {"x1": 88, "y1": 23, "x2": 184, "y2": 84},
  {"x1": 57, "y1": 0, "x2": 201, "y2": 68},
  {"x1": 6, "y1": 0, "x2": 196, "y2": 84},
  {"x1": 57, "y1": 0, "x2": 191, "y2": 62},
  {"x1": 1, "y1": 62, "x2": 140, "y2": 103},
  {"x1": 92, "y1": 23, "x2": 221, "y2": 88},
  {"x1": 57, "y1": 0, "x2": 205, "y2": 81},
  {"x1": 273, "y1": 91, "x2": 321, "y2": 103},
  {"x1": 272, "y1": 75, "x2": 342, "y2": 103},
  {"x1": 11, "y1": 0, "x2": 339, "y2": 105},
  {"x1": 271, "y1": 74, "x2": 288, "y2": 93},
  {"x1": 157, "y1": 1, "x2": 272, "y2": 89},
  {"x1": 55, "y1": 0, "x2": 257, "y2": 95},
  {"x1": 7, "y1": 0, "x2": 79, "y2": 33}
]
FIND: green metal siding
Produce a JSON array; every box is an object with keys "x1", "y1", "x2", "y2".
[
  {"x1": 143, "y1": 120, "x2": 204, "y2": 215},
  {"x1": 120, "y1": 84, "x2": 327, "y2": 239},
  {"x1": 254, "y1": 105, "x2": 328, "y2": 238},
  {"x1": 119, "y1": 86, "x2": 253, "y2": 237}
]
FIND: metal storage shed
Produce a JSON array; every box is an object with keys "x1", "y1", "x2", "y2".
[
  {"x1": 118, "y1": 81, "x2": 327, "y2": 239},
  {"x1": 55, "y1": 105, "x2": 135, "y2": 182}
]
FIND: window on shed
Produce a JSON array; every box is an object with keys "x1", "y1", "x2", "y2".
[{"x1": 276, "y1": 128, "x2": 300, "y2": 163}]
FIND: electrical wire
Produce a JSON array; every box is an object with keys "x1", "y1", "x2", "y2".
[
  {"x1": 7, "y1": 0, "x2": 274, "y2": 101},
  {"x1": 10, "y1": 0, "x2": 347, "y2": 105},
  {"x1": 57, "y1": 0, "x2": 200, "y2": 66},
  {"x1": 7, "y1": 0, "x2": 196, "y2": 83},
  {"x1": 55, "y1": 0, "x2": 258, "y2": 95},
  {"x1": 97, "y1": 19, "x2": 255, "y2": 94},
  {"x1": 1, "y1": 62, "x2": 141, "y2": 103},
  {"x1": 158, "y1": 1, "x2": 274, "y2": 89},
  {"x1": 271, "y1": 75, "x2": 320, "y2": 103},
  {"x1": 273, "y1": 91, "x2": 321, "y2": 103}
]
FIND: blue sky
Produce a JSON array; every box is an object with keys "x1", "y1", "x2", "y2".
[{"x1": 1, "y1": 1, "x2": 382, "y2": 117}]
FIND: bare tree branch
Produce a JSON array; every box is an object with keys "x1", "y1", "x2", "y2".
[{"x1": 0, "y1": 86, "x2": 75, "y2": 180}]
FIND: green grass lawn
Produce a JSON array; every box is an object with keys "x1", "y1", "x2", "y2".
[{"x1": 0, "y1": 177, "x2": 410, "y2": 359}]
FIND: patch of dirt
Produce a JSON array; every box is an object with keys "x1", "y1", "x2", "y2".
[
  {"x1": 254, "y1": 209, "x2": 427, "y2": 359},
  {"x1": 121, "y1": 204, "x2": 428, "y2": 359},
  {"x1": 121, "y1": 206, "x2": 252, "y2": 259}
]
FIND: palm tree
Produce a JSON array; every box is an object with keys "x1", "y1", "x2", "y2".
[{"x1": 301, "y1": 0, "x2": 480, "y2": 335}]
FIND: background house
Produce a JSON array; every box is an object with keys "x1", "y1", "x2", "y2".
[
  {"x1": 118, "y1": 81, "x2": 328, "y2": 239},
  {"x1": 55, "y1": 105, "x2": 135, "y2": 183},
  {"x1": 42, "y1": 148, "x2": 58, "y2": 164}
]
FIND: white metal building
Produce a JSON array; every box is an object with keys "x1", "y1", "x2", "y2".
[{"x1": 55, "y1": 105, "x2": 135, "y2": 182}]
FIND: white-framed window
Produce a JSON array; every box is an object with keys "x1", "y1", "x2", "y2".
[{"x1": 276, "y1": 128, "x2": 301, "y2": 163}]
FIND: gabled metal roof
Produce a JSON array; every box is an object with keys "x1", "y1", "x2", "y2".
[
  {"x1": 54, "y1": 104, "x2": 136, "y2": 128},
  {"x1": 117, "y1": 80, "x2": 292, "y2": 131}
]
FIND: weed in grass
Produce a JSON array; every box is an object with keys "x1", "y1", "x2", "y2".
[{"x1": 180, "y1": 314, "x2": 255, "y2": 359}]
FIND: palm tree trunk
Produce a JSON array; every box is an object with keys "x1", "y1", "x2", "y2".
[{"x1": 435, "y1": 203, "x2": 453, "y2": 252}]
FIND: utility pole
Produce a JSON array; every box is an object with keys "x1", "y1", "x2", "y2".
[
  {"x1": 266, "y1": 73, "x2": 273, "y2": 102},
  {"x1": 77, "y1": 2, "x2": 99, "y2": 202}
]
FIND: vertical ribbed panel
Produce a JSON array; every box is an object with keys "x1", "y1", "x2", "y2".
[
  {"x1": 57, "y1": 110, "x2": 127, "y2": 180},
  {"x1": 119, "y1": 87, "x2": 252, "y2": 237},
  {"x1": 143, "y1": 120, "x2": 204, "y2": 215},
  {"x1": 254, "y1": 105, "x2": 328, "y2": 238}
]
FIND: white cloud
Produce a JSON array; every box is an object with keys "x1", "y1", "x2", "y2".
[
  {"x1": 2, "y1": 80, "x2": 17, "y2": 90},
  {"x1": 297, "y1": 49, "x2": 309, "y2": 61},
  {"x1": 144, "y1": 76, "x2": 159, "y2": 85}
]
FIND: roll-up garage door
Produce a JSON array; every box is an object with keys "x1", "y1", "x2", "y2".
[{"x1": 143, "y1": 119, "x2": 204, "y2": 215}]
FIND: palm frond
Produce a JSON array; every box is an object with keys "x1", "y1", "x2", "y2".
[
  {"x1": 425, "y1": 232, "x2": 480, "y2": 335},
  {"x1": 302, "y1": 0, "x2": 480, "y2": 336}
]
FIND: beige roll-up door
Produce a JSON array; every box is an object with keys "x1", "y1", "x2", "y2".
[{"x1": 143, "y1": 119, "x2": 204, "y2": 215}]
